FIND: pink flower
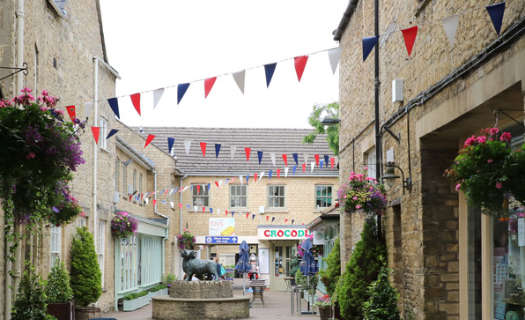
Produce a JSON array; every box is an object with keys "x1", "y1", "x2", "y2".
[
  {"x1": 352, "y1": 196, "x2": 358, "y2": 200},
  {"x1": 489, "y1": 127, "x2": 499, "y2": 136},
  {"x1": 487, "y1": 159, "x2": 493, "y2": 164},
  {"x1": 355, "y1": 205, "x2": 362, "y2": 209},
  {"x1": 40, "y1": 106, "x2": 49, "y2": 112},
  {"x1": 80, "y1": 211, "x2": 86, "y2": 217},
  {"x1": 476, "y1": 136, "x2": 487, "y2": 144},
  {"x1": 55, "y1": 109, "x2": 64, "y2": 116},
  {"x1": 26, "y1": 152, "x2": 36, "y2": 159},
  {"x1": 455, "y1": 183, "x2": 461, "y2": 191},
  {"x1": 41, "y1": 90, "x2": 48, "y2": 96},
  {"x1": 21, "y1": 87, "x2": 32, "y2": 94},
  {"x1": 496, "y1": 182, "x2": 502, "y2": 189},
  {"x1": 500, "y1": 132, "x2": 512, "y2": 142},
  {"x1": 463, "y1": 135, "x2": 477, "y2": 148},
  {"x1": 363, "y1": 166, "x2": 368, "y2": 171}
]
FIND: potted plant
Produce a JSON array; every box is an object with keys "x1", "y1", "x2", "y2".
[
  {"x1": 45, "y1": 260, "x2": 74, "y2": 320},
  {"x1": 110, "y1": 211, "x2": 137, "y2": 238},
  {"x1": 362, "y1": 267, "x2": 401, "y2": 320},
  {"x1": 12, "y1": 262, "x2": 56, "y2": 320},
  {"x1": 314, "y1": 294, "x2": 332, "y2": 320},
  {"x1": 70, "y1": 227, "x2": 102, "y2": 320},
  {"x1": 176, "y1": 230, "x2": 196, "y2": 250},
  {"x1": 337, "y1": 172, "x2": 386, "y2": 214},
  {"x1": 163, "y1": 273, "x2": 177, "y2": 288}
]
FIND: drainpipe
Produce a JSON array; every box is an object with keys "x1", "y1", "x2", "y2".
[
  {"x1": 92, "y1": 57, "x2": 98, "y2": 246},
  {"x1": 373, "y1": 0, "x2": 383, "y2": 238},
  {"x1": 178, "y1": 174, "x2": 186, "y2": 279}
]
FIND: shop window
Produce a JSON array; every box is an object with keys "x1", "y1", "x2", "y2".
[
  {"x1": 50, "y1": 226, "x2": 61, "y2": 269},
  {"x1": 315, "y1": 185, "x2": 333, "y2": 208},
  {"x1": 268, "y1": 185, "x2": 285, "y2": 208},
  {"x1": 140, "y1": 236, "x2": 162, "y2": 286},
  {"x1": 192, "y1": 184, "x2": 209, "y2": 207},
  {"x1": 97, "y1": 220, "x2": 105, "y2": 289},
  {"x1": 119, "y1": 236, "x2": 138, "y2": 293},
  {"x1": 230, "y1": 185, "x2": 247, "y2": 208}
]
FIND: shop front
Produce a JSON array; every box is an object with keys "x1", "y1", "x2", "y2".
[{"x1": 257, "y1": 225, "x2": 311, "y2": 290}]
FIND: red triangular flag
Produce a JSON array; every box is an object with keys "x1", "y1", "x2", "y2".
[
  {"x1": 282, "y1": 154, "x2": 288, "y2": 166},
  {"x1": 266, "y1": 216, "x2": 269, "y2": 221},
  {"x1": 178, "y1": 203, "x2": 183, "y2": 209},
  {"x1": 314, "y1": 154, "x2": 320, "y2": 167},
  {"x1": 246, "y1": 212, "x2": 249, "y2": 219},
  {"x1": 200, "y1": 142, "x2": 207, "y2": 157},
  {"x1": 302, "y1": 163, "x2": 306, "y2": 172},
  {"x1": 401, "y1": 26, "x2": 418, "y2": 56},
  {"x1": 284, "y1": 218, "x2": 288, "y2": 223},
  {"x1": 144, "y1": 134, "x2": 155, "y2": 148},
  {"x1": 203, "y1": 207, "x2": 206, "y2": 213},
  {"x1": 254, "y1": 173, "x2": 258, "y2": 182},
  {"x1": 152, "y1": 199, "x2": 157, "y2": 206},
  {"x1": 65, "y1": 105, "x2": 76, "y2": 121},
  {"x1": 294, "y1": 56, "x2": 308, "y2": 81},
  {"x1": 204, "y1": 77, "x2": 217, "y2": 98},
  {"x1": 215, "y1": 181, "x2": 219, "y2": 187},
  {"x1": 330, "y1": 157, "x2": 335, "y2": 168},
  {"x1": 91, "y1": 126, "x2": 100, "y2": 144},
  {"x1": 276, "y1": 168, "x2": 281, "y2": 178},
  {"x1": 197, "y1": 185, "x2": 201, "y2": 193},
  {"x1": 225, "y1": 210, "x2": 229, "y2": 216},
  {"x1": 245, "y1": 147, "x2": 251, "y2": 161},
  {"x1": 130, "y1": 93, "x2": 141, "y2": 116}
]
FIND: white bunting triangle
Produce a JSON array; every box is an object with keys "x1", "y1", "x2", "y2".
[
  {"x1": 270, "y1": 153, "x2": 276, "y2": 166},
  {"x1": 442, "y1": 15, "x2": 460, "y2": 47},
  {"x1": 153, "y1": 88, "x2": 165, "y2": 109},
  {"x1": 259, "y1": 171, "x2": 265, "y2": 182},
  {"x1": 184, "y1": 140, "x2": 192, "y2": 155},
  {"x1": 303, "y1": 153, "x2": 309, "y2": 164},
  {"x1": 240, "y1": 175, "x2": 244, "y2": 185},
  {"x1": 169, "y1": 201, "x2": 174, "y2": 209},
  {"x1": 284, "y1": 167, "x2": 289, "y2": 177},
  {"x1": 311, "y1": 161, "x2": 315, "y2": 173},
  {"x1": 328, "y1": 47, "x2": 341, "y2": 74},
  {"x1": 230, "y1": 146, "x2": 237, "y2": 160},
  {"x1": 232, "y1": 70, "x2": 245, "y2": 94}
]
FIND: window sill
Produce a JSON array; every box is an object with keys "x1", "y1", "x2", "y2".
[{"x1": 265, "y1": 208, "x2": 288, "y2": 214}]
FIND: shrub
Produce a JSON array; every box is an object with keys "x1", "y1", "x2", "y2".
[
  {"x1": 12, "y1": 262, "x2": 56, "y2": 320},
  {"x1": 45, "y1": 260, "x2": 73, "y2": 303},
  {"x1": 319, "y1": 237, "x2": 341, "y2": 296},
  {"x1": 295, "y1": 268, "x2": 306, "y2": 287},
  {"x1": 70, "y1": 227, "x2": 101, "y2": 307},
  {"x1": 123, "y1": 290, "x2": 148, "y2": 301},
  {"x1": 336, "y1": 218, "x2": 386, "y2": 320},
  {"x1": 363, "y1": 267, "x2": 400, "y2": 320}
]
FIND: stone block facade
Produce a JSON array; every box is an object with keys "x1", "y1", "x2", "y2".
[{"x1": 336, "y1": 0, "x2": 525, "y2": 319}]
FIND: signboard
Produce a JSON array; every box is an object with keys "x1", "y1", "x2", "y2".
[
  {"x1": 205, "y1": 236, "x2": 238, "y2": 244},
  {"x1": 257, "y1": 227, "x2": 310, "y2": 240},
  {"x1": 258, "y1": 248, "x2": 269, "y2": 274},
  {"x1": 209, "y1": 218, "x2": 235, "y2": 236}
]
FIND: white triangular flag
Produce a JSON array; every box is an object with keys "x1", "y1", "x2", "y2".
[
  {"x1": 183, "y1": 186, "x2": 189, "y2": 192},
  {"x1": 311, "y1": 161, "x2": 315, "y2": 173},
  {"x1": 153, "y1": 88, "x2": 165, "y2": 108},
  {"x1": 232, "y1": 70, "x2": 245, "y2": 94},
  {"x1": 145, "y1": 198, "x2": 149, "y2": 205},
  {"x1": 240, "y1": 175, "x2": 243, "y2": 185},
  {"x1": 270, "y1": 153, "x2": 276, "y2": 166},
  {"x1": 230, "y1": 146, "x2": 237, "y2": 159},
  {"x1": 219, "y1": 180, "x2": 223, "y2": 187},
  {"x1": 217, "y1": 209, "x2": 221, "y2": 215},
  {"x1": 328, "y1": 47, "x2": 341, "y2": 74},
  {"x1": 303, "y1": 153, "x2": 309, "y2": 164},
  {"x1": 259, "y1": 171, "x2": 264, "y2": 182},
  {"x1": 184, "y1": 140, "x2": 192, "y2": 155},
  {"x1": 284, "y1": 167, "x2": 289, "y2": 177},
  {"x1": 442, "y1": 15, "x2": 459, "y2": 47},
  {"x1": 194, "y1": 206, "x2": 198, "y2": 212},
  {"x1": 170, "y1": 201, "x2": 174, "y2": 209}
]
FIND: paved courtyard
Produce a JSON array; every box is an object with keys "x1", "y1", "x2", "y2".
[{"x1": 101, "y1": 288, "x2": 318, "y2": 320}]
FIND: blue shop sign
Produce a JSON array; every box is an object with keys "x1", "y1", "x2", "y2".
[{"x1": 205, "y1": 236, "x2": 238, "y2": 244}]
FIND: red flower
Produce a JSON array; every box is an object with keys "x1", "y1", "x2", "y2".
[{"x1": 500, "y1": 132, "x2": 512, "y2": 142}]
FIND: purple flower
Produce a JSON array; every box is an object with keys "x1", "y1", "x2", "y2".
[{"x1": 52, "y1": 206, "x2": 60, "y2": 213}]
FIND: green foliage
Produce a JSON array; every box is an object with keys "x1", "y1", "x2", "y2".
[
  {"x1": 295, "y1": 268, "x2": 306, "y2": 287},
  {"x1": 12, "y1": 262, "x2": 56, "y2": 320},
  {"x1": 123, "y1": 290, "x2": 148, "y2": 301},
  {"x1": 363, "y1": 268, "x2": 400, "y2": 320},
  {"x1": 303, "y1": 103, "x2": 339, "y2": 156},
  {"x1": 319, "y1": 238, "x2": 341, "y2": 296},
  {"x1": 289, "y1": 256, "x2": 300, "y2": 277},
  {"x1": 336, "y1": 218, "x2": 386, "y2": 320},
  {"x1": 70, "y1": 227, "x2": 101, "y2": 307},
  {"x1": 148, "y1": 283, "x2": 167, "y2": 292},
  {"x1": 45, "y1": 260, "x2": 73, "y2": 303},
  {"x1": 506, "y1": 143, "x2": 525, "y2": 205},
  {"x1": 163, "y1": 273, "x2": 177, "y2": 285}
]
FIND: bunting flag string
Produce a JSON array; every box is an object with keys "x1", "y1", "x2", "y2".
[
  {"x1": 245, "y1": 147, "x2": 251, "y2": 161},
  {"x1": 66, "y1": 105, "x2": 76, "y2": 122},
  {"x1": 362, "y1": 36, "x2": 379, "y2": 61},
  {"x1": 204, "y1": 77, "x2": 217, "y2": 98},
  {"x1": 442, "y1": 15, "x2": 460, "y2": 47},
  {"x1": 144, "y1": 134, "x2": 155, "y2": 148},
  {"x1": 230, "y1": 146, "x2": 237, "y2": 160},
  {"x1": 184, "y1": 140, "x2": 192, "y2": 155},
  {"x1": 168, "y1": 137, "x2": 175, "y2": 155},
  {"x1": 324, "y1": 155, "x2": 330, "y2": 168},
  {"x1": 177, "y1": 83, "x2": 190, "y2": 104},
  {"x1": 106, "y1": 129, "x2": 119, "y2": 140},
  {"x1": 264, "y1": 63, "x2": 277, "y2": 88},
  {"x1": 293, "y1": 153, "x2": 299, "y2": 165},
  {"x1": 91, "y1": 126, "x2": 100, "y2": 144},
  {"x1": 314, "y1": 154, "x2": 320, "y2": 167},
  {"x1": 294, "y1": 56, "x2": 308, "y2": 82},
  {"x1": 270, "y1": 153, "x2": 276, "y2": 166},
  {"x1": 130, "y1": 93, "x2": 141, "y2": 116},
  {"x1": 107, "y1": 97, "x2": 120, "y2": 119},
  {"x1": 328, "y1": 47, "x2": 341, "y2": 74},
  {"x1": 153, "y1": 88, "x2": 165, "y2": 109},
  {"x1": 200, "y1": 142, "x2": 207, "y2": 157},
  {"x1": 282, "y1": 154, "x2": 288, "y2": 167},
  {"x1": 401, "y1": 26, "x2": 418, "y2": 57},
  {"x1": 215, "y1": 144, "x2": 221, "y2": 158},
  {"x1": 257, "y1": 151, "x2": 263, "y2": 165},
  {"x1": 232, "y1": 71, "x2": 245, "y2": 94},
  {"x1": 486, "y1": 2, "x2": 505, "y2": 35}
]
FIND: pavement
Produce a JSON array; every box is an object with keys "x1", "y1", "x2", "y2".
[{"x1": 101, "y1": 280, "x2": 319, "y2": 320}]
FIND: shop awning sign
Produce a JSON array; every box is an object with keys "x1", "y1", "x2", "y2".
[
  {"x1": 205, "y1": 236, "x2": 238, "y2": 244},
  {"x1": 257, "y1": 227, "x2": 310, "y2": 240}
]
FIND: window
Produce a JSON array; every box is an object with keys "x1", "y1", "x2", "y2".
[
  {"x1": 77, "y1": 215, "x2": 88, "y2": 228},
  {"x1": 268, "y1": 185, "x2": 285, "y2": 208},
  {"x1": 97, "y1": 220, "x2": 106, "y2": 288},
  {"x1": 122, "y1": 163, "x2": 128, "y2": 196},
  {"x1": 50, "y1": 226, "x2": 61, "y2": 269},
  {"x1": 315, "y1": 185, "x2": 333, "y2": 208},
  {"x1": 139, "y1": 173, "x2": 143, "y2": 204},
  {"x1": 115, "y1": 158, "x2": 120, "y2": 193},
  {"x1": 99, "y1": 117, "x2": 108, "y2": 150},
  {"x1": 133, "y1": 169, "x2": 137, "y2": 194},
  {"x1": 230, "y1": 185, "x2": 247, "y2": 208},
  {"x1": 366, "y1": 149, "x2": 377, "y2": 179},
  {"x1": 119, "y1": 236, "x2": 138, "y2": 293},
  {"x1": 192, "y1": 184, "x2": 209, "y2": 207}
]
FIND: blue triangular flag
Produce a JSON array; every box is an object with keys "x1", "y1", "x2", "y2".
[
  {"x1": 210, "y1": 208, "x2": 213, "y2": 214},
  {"x1": 486, "y1": 2, "x2": 505, "y2": 35},
  {"x1": 292, "y1": 219, "x2": 295, "y2": 224},
  {"x1": 269, "y1": 170, "x2": 273, "y2": 179},
  {"x1": 177, "y1": 83, "x2": 190, "y2": 104},
  {"x1": 257, "y1": 151, "x2": 263, "y2": 165},
  {"x1": 168, "y1": 137, "x2": 175, "y2": 155},
  {"x1": 363, "y1": 36, "x2": 379, "y2": 61},
  {"x1": 320, "y1": 160, "x2": 324, "y2": 168},
  {"x1": 324, "y1": 155, "x2": 329, "y2": 167},
  {"x1": 271, "y1": 217, "x2": 275, "y2": 223},
  {"x1": 246, "y1": 175, "x2": 250, "y2": 184},
  {"x1": 232, "y1": 211, "x2": 235, "y2": 217},
  {"x1": 252, "y1": 214, "x2": 255, "y2": 220},
  {"x1": 107, "y1": 97, "x2": 120, "y2": 119},
  {"x1": 207, "y1": 183, "x2": 211, "y2": 191},
  {"x1": 106, "y1": 128, "x2": 118, "y2": 140},
  {"x1": 186, "y1": 204, "x2": 191, "y2": 209},
  {"x1": 264, "y1": 63, "x2": 277, "y2": 87},
  {"x1": 215, "y1": 144, "x2": 221, "y2": 158},
  {"x1": 293, "y1": 153, "x2": 298, "y2": 165},
  {"x1": 292, "y1": 165, "x2": 297, "y2": 175}
]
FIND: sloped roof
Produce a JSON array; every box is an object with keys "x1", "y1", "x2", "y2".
[{"x1": 137, "y1": 127, "x2": 338, "y2": 177}]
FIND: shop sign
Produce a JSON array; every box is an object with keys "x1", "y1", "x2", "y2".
[
  {"x1": 205, "y1": 236, "x2": 238, "y2": 244},
  {"x1": 209, "y1": 218, "x2": 235, "y2": 236},
  {"x1": 257, "y1": 227, "x2": 310, "y2": 240}
]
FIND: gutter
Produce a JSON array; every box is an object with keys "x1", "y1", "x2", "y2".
[{"x1": 333, "y1": 0, "x2": 359, "y2": 41}]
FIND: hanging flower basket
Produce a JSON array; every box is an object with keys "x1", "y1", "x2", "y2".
[
  {"x1": 446, "y1": 128, "x2": 513, "y2": 215},
  {"x1": 506, "y1": 143, "x2": 525, "y2": 205},
  {"x1": 111, "y1": 211, "x2": 138, "y2": 238},
  {"x1": 0, "y1": 89, "x2": 86, "y2": 227},
  {"x1": 177, "y1": 230, "x2": 195, "y2": 250},
  {"x1": 337, "y1": 172, "x2": 386, "y2": 215}
]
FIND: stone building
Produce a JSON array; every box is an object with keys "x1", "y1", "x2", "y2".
[
  {"x1": 139, "y1": 127, "x2": 338, "y2": 290},
  {"x1": 334, "y1": 0, "x2": 525, "y2": 319},
  {"x1": 0, "y1": 1, "x2": 180, "y2": 316}
]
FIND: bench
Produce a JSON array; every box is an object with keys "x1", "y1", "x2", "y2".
[{"x1": 249, "y1": 279, "x2": 266, "y2": 306}]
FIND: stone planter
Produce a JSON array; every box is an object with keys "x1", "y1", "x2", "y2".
[
  {"x1": 47, "y1": 301, "x2": 74, "y2": 320},
  {"x1": 122, "y1": 294, "x2": 150, "y2": 311},
  {"x1": 317, "y1": 305, "x2": 332, "y2": 320},
  {"x1": 75, "y1": 306, "x2": 100, "y2": 320}
]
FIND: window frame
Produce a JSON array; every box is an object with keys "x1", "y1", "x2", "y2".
[
  {"x1": 115, "y1": 158, "x2": 120, "y2": 193},
  {"x1": 97, "y1": 220, "x2": 106, "y2": 289},
  {"x1": 50, "y1": 225, "x2": 61, "y2": 269},
  {"x1": 315, "y1": 185, "x2": 333, "y2": 208},
  {"x1": 192, "y1": 184, "x2": 209, "y2": 208},
  {"x1": 230, "y1": 184, "x2": 247, "y2": 208},
  {"x1": 99, "y1": 117, "x2": 108, "y2": 151},
  {"x1": 267, "y1": 185, "x2": 286, "y2": 209}
]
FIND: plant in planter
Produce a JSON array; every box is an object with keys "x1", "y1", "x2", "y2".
[
  {"x1": 45, "y1": 260, "x2": 74, "y2": 320},
  {"x1": 163, "y1": 273, "x2": 177, "y2": 288},
  {"x1": 70, "y1": 227, "x2": 101, "y2": 320},
  {"x1": 314, "y1": 294, "x2": 332, "y2": 320},
  {"x1": 446, "y1": 128, "x2": 513, "y2": 214},
  {"x1": 110, "y1": 211, "x2": 138, "y2": 238},
  {"x1": 362, "y1": 267, "x2": 400, "y2": 320},
  {"x1": 177, "y1": 230, "x2": 196, "y2": 250},
  {"x1": 338, "y1": 172, "x2": 386, "y2": 214},
  {"x1": 319, "y1": 238, "x2": 340, "y2": 297},
  {"x1": 336, "y1": 218, "x2": 386, "y2": 320},
  {"x1": 506, "y1": 142, "x2": 525, "y2": 206},
  {"x1": 12, "y1": 262, "x2": 56, "y2": 320}
]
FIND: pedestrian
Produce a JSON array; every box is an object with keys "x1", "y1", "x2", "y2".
[
  {"x1": 214, "y1": 256, "x2": 223, "y2": 280},
  {"x1": 248, "y1": 254, "x2": 259, "y2": 280}
]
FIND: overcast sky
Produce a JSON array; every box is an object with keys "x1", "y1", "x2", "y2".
[{"x1": 99, "y1": 0, "x2": 346, "y2": 128}]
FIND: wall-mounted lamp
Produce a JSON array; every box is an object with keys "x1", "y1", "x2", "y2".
[
  {"x1": 382, "y1": 162, "x2": 412, "y2": 194},
  {"x1": 320, "y1": 118, "x2": 340, "y2": 126}
]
